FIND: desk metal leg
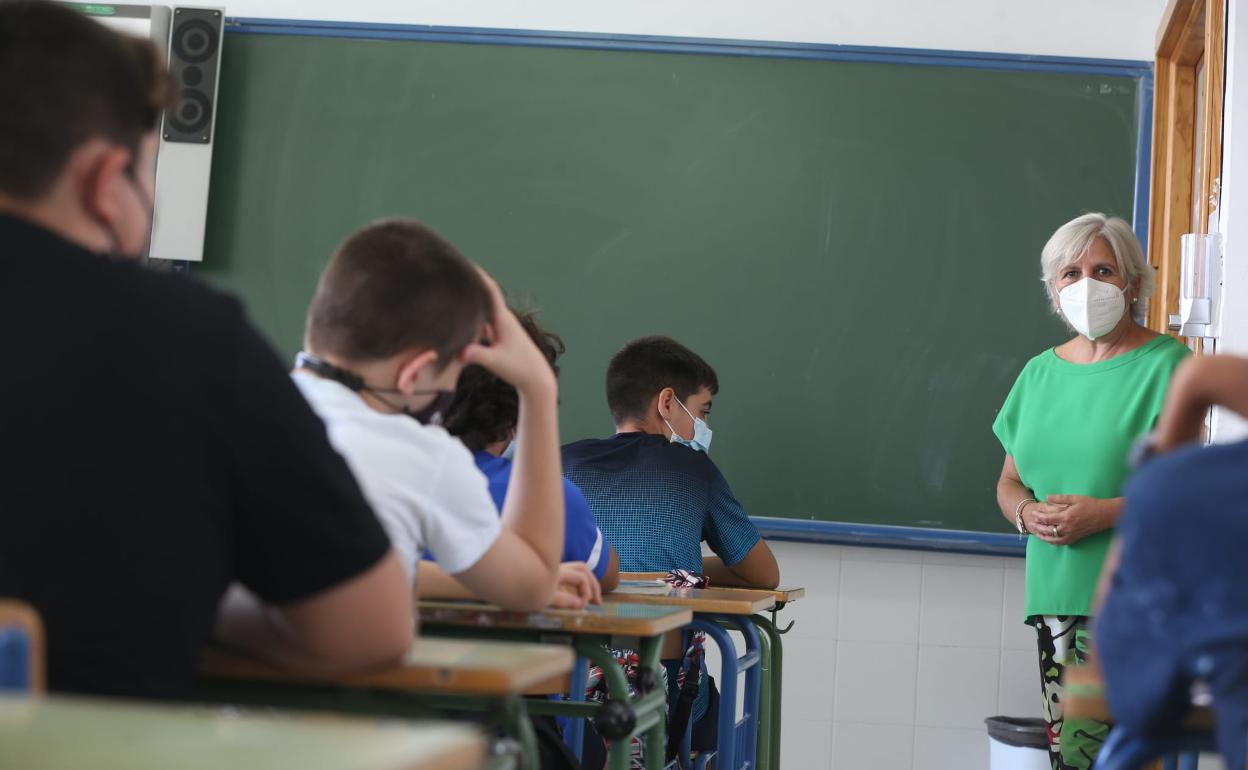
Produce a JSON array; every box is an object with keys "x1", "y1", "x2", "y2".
[
  {"x1": 693, "y1": 615, "x2": 762, "y2": 770},
  {"x1": 418, "y1": 626, "x2": 669, "y2": 770},
  {"x1": 577, "y1": 640, "x2": 669, "y2": 770},
  {"x1": 499, "y1": 695, "x2": 540, "y2": 770},
  {"x1": 638, "y1": 635, "x2": 668, "y2": 770},
  {"x1": 750, "y1": 614, "x2": 785, "y2": 770},
  {"x1": 749, "y1": 620, "x2": 773, "y2": 770},
  {"x1": 564, "y1": 655, "x2": 589, "y2": 762}
]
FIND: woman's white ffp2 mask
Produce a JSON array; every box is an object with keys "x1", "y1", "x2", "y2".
[{"x1": 1059, "y1": 277, "x2": 1126, "y2": 340}]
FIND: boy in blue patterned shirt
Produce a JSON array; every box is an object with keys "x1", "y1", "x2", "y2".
[{"x1": 562, "y1": 335, "x2": 779, "y2": 760}]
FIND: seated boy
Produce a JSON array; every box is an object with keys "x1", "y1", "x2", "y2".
[
  {"x1": 437, "y1": 309, "x2": 621, "y2": 601},
  {"x1": 562, "y1": 335, "x2": 779, "y2": 758},
  {"x1": 292, "y1": 219, "x2": 568, "y2": 612},
  {"x1": 0, "y1": 1, "x2": 412, "y2": 697}
]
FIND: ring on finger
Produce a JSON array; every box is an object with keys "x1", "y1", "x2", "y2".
[{"x1": 1051, "y1": 525, "x2": 1060, "y2": 537}]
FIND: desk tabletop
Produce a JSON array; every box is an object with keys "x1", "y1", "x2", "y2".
[
  {"x1": 417, "y1": 600, "x2": 692, "y2": 637},
  {"x1": 0, "y1": 694, "x2": 484, "y2": 770},
  {"x1": 604, "y1": 582, "x2": 776, "y2": 615},
  {"x1": 617, "y1": 575, "x2": 805, "y2": 605},
  {"x1": 200, "y1": 637, "x2": 573, "y2": 697},
  {"x1": 1063, "y1": 663, "x2": 1214, "y2": 730}
]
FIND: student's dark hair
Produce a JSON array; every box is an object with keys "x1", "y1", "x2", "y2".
[
  {"x1": 445, "y1": 309, "x2": 564, "y2": 452},
  {"x1": 606, "y1": 336, "x2": 718, "y2": 425},
  {"x1": 305, "y1": 219, "x2": 492, "y2": 365},
  {"x1": 0, "y1": 1, "x2": 177, "y2": 199}
]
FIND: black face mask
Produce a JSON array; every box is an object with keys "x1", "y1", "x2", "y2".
[
  {"x1": 405, "y1": 389, "x2": 456, "y2": 427},
  {"x1": 295, "y1": 352, "x2": 455, "y2": 426}
]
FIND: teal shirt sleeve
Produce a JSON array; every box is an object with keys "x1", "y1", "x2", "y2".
[{"x1": 701, "y1": 461, "x2": 761, "y2": 567}]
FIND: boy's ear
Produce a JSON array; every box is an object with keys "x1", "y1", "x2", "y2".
[
  {"x1": 78, "y1": 141, "x2": 132, "y2": 227},
  {"x1": 395, "y1": 349, "x2": 440, "y2": 393},
  {"x1": 655, "y1": 387, "x2": 677, "y2": 419}
]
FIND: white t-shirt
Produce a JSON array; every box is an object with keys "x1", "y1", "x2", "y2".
[{"x1": 292, "y1": 371, "x2": 502, "y2": 580}]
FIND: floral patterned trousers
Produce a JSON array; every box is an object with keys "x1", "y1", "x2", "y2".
[{"x1": 1032, "y1": 615, "x2": 1111, "y2": 770}]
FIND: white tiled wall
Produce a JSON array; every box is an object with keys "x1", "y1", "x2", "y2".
[{"x1": 707, "y1": 540, "x2": 1036, "y2": 770}]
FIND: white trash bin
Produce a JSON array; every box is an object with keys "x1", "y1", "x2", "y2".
[{"x1": 985, "y1": 716, "x2": 1050, "y2": 770}]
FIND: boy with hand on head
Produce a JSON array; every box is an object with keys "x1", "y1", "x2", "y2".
[
  {"x1": 562, "y1": 335, "x2": 779, "y2": 761},
  {"x1": 0, "y1": 0, "x2": 412, "y2": 697},
  {"x1": 291, "y1": 219, "x2": 568, "y2": 612},
  {"x1": 436, "y1": 309, "x2": 620, "y2": 606}
]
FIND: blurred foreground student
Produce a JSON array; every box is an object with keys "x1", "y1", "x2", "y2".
[
  {"x1": 1098, "y1": 354, "x2": 1248, "y2": 770},
  {"x1": 0, "y1": 1, "x2": 413, "y2": 698}
]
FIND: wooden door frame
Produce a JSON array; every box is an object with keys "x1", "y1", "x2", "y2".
[{"x1": 1147, "y1": 0, "x2": 1227, "y2": 339}]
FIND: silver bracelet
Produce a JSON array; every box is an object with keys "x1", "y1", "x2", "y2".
[{"x1": 1014, "y1": 497, "x2": 1037, "y2": 536}]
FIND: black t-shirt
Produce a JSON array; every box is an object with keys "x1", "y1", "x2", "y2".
[{"x1": 0, "y1": 215, "x2": 390, "y2": 698}]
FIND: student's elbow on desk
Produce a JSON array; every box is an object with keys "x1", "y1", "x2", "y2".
[
  {"x1": 222, "y1": 549, "x2": 414, "y2": 669},
  {"x1": 748, "y1": 542, "x2": 781, "y2": 589},
  {"x1": 726, "y1": 540, "x2": 781, "y2": 589},
  {"x1": 476, "y1": 571, "x2": 558, "y2": 612},
  {"x1": 287, "y1": 549, "x2": 415, "y2": 665}
]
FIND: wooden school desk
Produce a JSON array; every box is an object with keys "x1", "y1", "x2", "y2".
[
  {"x1": 617, "y1": 573, "x2": 805, "y2": 609},
  {"x1": 612, "y1": 577, "x2": 804, "y2": 770},
  {"x1": 416, "y1": 600, "x2": 691, "y2": 770},
  {"x1": 197, "y1": 637, "x2": 573, "y2": 770},
  {"x1": 604, "y1": 581, "x2": 777, "y2": 770},
  {"x1": 0, "y1": 692, "x2": 484, "y2": 770},
  {"x1": 1063, "y1": 661, "x2": 1212, "y2": 770}
]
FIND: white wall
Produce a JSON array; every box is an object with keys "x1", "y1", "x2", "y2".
[
  {"x1": 712, "y1": 542, "x2": 1032, "y2": 770},
  {"x1": 1214, "y1": 0, "x2": 1248, "y2": 442},
  {"x1": 191, "y1": 0, "x2": 1163, "y2": 61}
]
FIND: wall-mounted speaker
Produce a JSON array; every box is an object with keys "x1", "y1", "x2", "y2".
[
  {"x1": 66, "y1": 3, "x2": 223, "y2": 263},
  {"x1": 163, "y1": 8, "x2": 221, "y2": 144},
  {"x1": 148, "y1": 7, "x2": 224, "y2": 262}
]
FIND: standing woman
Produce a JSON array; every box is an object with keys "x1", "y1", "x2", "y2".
[{"x1": 992, "y1": 213, "x2": 1189, "y2": 770}]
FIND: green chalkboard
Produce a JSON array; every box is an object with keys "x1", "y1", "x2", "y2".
[{"x1": 196, "y1": 31, "x2": 1141, "y2": 533}]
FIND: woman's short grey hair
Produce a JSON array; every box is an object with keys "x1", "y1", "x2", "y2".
[{"x1": 1040, "y1": 212, "x2": 1154, "y2": 323}]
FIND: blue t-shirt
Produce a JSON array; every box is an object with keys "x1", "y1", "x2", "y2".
[
  {"x1": 469, "y1": 451, "x2": 609, "y2": 580},
  {"x1": 563, "y1": 431, "x2": 761, "y2": 723},
  {"x1": 561, "y1": 432, "x2": 760, "y2": 573}
]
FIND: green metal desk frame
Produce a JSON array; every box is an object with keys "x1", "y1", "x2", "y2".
[{"x1": 419, "y1": 626, "x2": 669, "y2": 770}]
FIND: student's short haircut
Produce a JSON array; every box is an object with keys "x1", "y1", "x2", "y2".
[
  {"x1": 305, "y1": 219, "x2": 492, "y2": 365},
  {"x1": 445, "y1": 310, "x2": 564, "y2": 452},
  {"x1": 606, "y1": 336, "x2": 719, "y2": 425},
  {"x1": 0, "y1": 1, "x2": 176, "y2": 199}
]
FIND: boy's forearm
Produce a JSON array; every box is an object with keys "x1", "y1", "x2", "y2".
[
  {"x1": 1156, "y1": 357, "x2": 1248, "y2": 450},
  {"x1": 702, "y1": 556, "x2": 753, "y2": 587},
  {"x1": 500, "y1": 376, "x2": 564, "y2": 570},
  {"x1": 414, "y1": 561, "x2": 476, "y2": 601}
]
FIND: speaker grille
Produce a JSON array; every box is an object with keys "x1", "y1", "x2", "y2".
[{"x1": 163, "y1": 8, "x2": 222, "y2": 144}]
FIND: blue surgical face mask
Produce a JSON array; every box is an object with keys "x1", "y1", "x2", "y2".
[
  {"x1": 663, "y1": 397, "x2": 712, "y2": 454},
  {"x1": 500, "y1": 439, "x2": 517, "y2": 461}
]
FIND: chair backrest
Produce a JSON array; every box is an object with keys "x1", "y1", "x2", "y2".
[{"x1": 0, "y1": 600, "x2": 45, "y2": 692}]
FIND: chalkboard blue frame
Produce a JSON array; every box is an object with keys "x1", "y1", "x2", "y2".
[
  {"x1": 218, "y1": 17, "x2": 1151, "y2": 555},
  {"x1": 753, "y1": 518, "x2": 1026, "y2": 557}
]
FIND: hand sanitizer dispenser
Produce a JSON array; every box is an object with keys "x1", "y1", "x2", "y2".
[{"x1": 1169, "y1": 232, "x2": 1221, "y2": 338}]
